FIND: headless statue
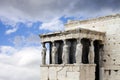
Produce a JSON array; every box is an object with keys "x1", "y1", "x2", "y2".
[
  {"x1": 75, "y1": 38, "x2": 82, "y2": 64},
  {"x1": 41, "y1": 43, "x2": 47, "y2": 65},
  {"x1": 62, "y1": 40, "x2": 69, "y2": 64},
  {"x1": 52, "y1": 42, "x2": 57, "y2": 64},
  {"x1": 88, "y1": 40, "x2": 94, "y2": 64}
]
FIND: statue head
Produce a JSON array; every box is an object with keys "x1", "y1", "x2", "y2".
[
  {"x1": 52, "y1": 41, "x2": 55, "y2": 46},
  {"x1": 77, "y1": 38, "x2": 81, "y2": 43},
  {"x1": 63, "y1": 40, "x2": 67, "y2": 45}
]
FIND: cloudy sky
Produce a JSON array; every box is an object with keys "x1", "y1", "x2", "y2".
[{"x1": 0, "y1": 0, "x2": 120, "y2": 80}]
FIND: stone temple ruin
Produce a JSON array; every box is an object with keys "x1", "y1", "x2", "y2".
[{"x1": 39, "y1": 14, "x2": 120, "y2": 80}]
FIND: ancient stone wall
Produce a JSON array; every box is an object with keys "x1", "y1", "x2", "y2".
[
  {"x1": 40, "y1": 64, "x2": 95, "y2": 80},
  {"x1": 65, "y1": 14, "x2": 120, "y2": 80},
  {"x1": 40, "y1": 14, "x2": 120, "y2": 80}
]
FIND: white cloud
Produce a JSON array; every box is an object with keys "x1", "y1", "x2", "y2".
[
  {"x1": 0, "y1": 16, "x2": 35, "y2": 35},
  {"x1": 0, "y1": 0, "x2": 120, "y2": 24},
  {"x1": 5, "y1": 27, "x2": 18, "y2": 35},
  {"x1": 0, "y1": 46, "x2": 16, "y2": 55},
  {"x1": 0, "y1": 16, "x2": 17, "y2": 27},
  {"x1": 40, "y1": 17, "x2": 64, "y2": 31},
  {"x1": 26, "y1": 34, "x2": 41, "y2": 44},
  {"x1": 0, "y1": 63, "x2": 40, "y2": 80},
  {"x1": 0, "y1": 0, "x2": 120, "y2": 32},
  {"x1": 0, "y1": 46, "x2": 43, "y2": 80},
  {"x1": 13, "y1": 34, "x2": 40, "y2": 47},
  {"x1": 16, "y1": 47, "x2": 41, "y2": 67},
  {"x1": 13, "y1": 36, "x2": 24, "y2": 46},
  {"x1": 25, "y1": 21, "x2": 33, "y2": 28}
]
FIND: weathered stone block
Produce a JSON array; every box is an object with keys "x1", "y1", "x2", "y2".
[
  {"x1": 72, "y1": 66, "x2": 80, "y2": 72},
  {"x1": 40, "y1": 14, "x2": 120, "y2": 80},
  {"x1": 66, "y1": 72, "x2": 80, "y2": 80},
  {"x1": 67, "y1": 66, "x2": 73, "y2": 71},
  {"x1": 49, "y1": 67, "x2": 57, "y2": 80},
  {"x1": 40, "y1": 67, "x2": 49, "y2": 80},
  {"x1": 57, "y1": 66, "x2": 67, "y2": 80}
]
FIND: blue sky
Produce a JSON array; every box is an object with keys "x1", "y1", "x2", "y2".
[
  {"x1": 0, "y1": 20, "x2": 41, "y2": 46},
  {"x1": 0, "y1": 0, "x2": 120, "y2": 80},
  {"x1": 0, "y1": 15, "x2": 77, "y2": 80},
  {"x1": 0, "y1": 15, "x2": 77, "y2": 47}
]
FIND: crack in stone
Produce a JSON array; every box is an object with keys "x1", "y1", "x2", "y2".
[{"x1": 57, "y1": 65, "x2": 65, "y2": 73}]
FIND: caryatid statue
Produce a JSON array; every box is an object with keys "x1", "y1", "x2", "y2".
[
  {"x1": 75, "y1": 38, "x2": 83, "y2": 64},
  {"x1": 62, "y1": 40, "x2": 69, "y2": 64},
  {"x1": 88, "y1": 40, "x2": 94, "y2": 64},
  {"x1": 41, "y1": 42, "x2": 47, "y2": 65},
  {"x1": 52, "y1": 42, "x2": 57, "y2": 64}
]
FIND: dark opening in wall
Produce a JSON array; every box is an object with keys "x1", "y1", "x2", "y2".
[
  {"x1": 113, "y1": 59, "x2": 116, "y2": 61},
  {"x1": 49, "y1": 42, "x2": 52, "y2": 64},
  {"x1": 103, "y1": 59, "x2": 106, "y2": 62},
  {"x1": 68, "y1": 39, "x2": 77, "y2": 64},
  {"x1": 114, "y1": 70, "x2": 118, "y2": 72},
  {"x1": 81, "y1": 38, "x2": 90, "y2": 64},
  {"x1": 56, "y1": 41, "x2": 63, "y2": 64},
  {"x1": 108, "y1": 70, "x2": 111, "y2": 75},
  {"x1": 108, "y1": 54, "x2": 110, "y2": 57},
  {"x1": 94, "y1": 40, "x2": 102, "y2": 80}
]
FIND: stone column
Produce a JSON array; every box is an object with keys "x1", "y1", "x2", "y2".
[
  {"x1": 52, "y1": 41, "x2": 57, "y2": 64},
  {"x1": 41, "y1": 42, "x2": 47, "y2": 65},
  {"x1": 62, "y1": 40, "x2": 69, "y2": 64},
  {"x1": 75, "y1": 38, "x2": 83, "y2": 64},
  {"x1": 88, "y1": 39, "x2": 94, "y2": 64}
]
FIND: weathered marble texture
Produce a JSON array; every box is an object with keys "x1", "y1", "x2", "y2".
[
  {"x1": 62, "y1": 40, "x2": 69, "y2": 64},
  {"x1": 40, "y1": 14, "x2": 120, "y2": 80},
  {"x1": 88, "y1": 40, "x2": 94, "y2": 64},
  {"x1": 52, "y1": 42, "x2": 57, "y2": 64},
  {"x1": 75, "y1": 38, "x2": 83, "y2": 64},
  {"x1": 40, "y1": 64, "x2": 96, "y2": 80},
  {"x1": 41, "y1": 43, "x2": 47, "y2": 65}
]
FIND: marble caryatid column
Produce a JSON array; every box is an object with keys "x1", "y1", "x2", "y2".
[
  {"x1": 75, "y1": 38, "x2": 83, "y2": 64},
  {"x1": 41, "y1": 42, "x2": 47, "y2": 65},
  {"x1": 52, "y1": 41, "x2": 57, "y2": 64},
  {"x1": 62, "y1": 40, "x2": 69, "y2": 64},
  {"x1": 88, "y1": 39, "x2": 94, "y2": 64}
]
